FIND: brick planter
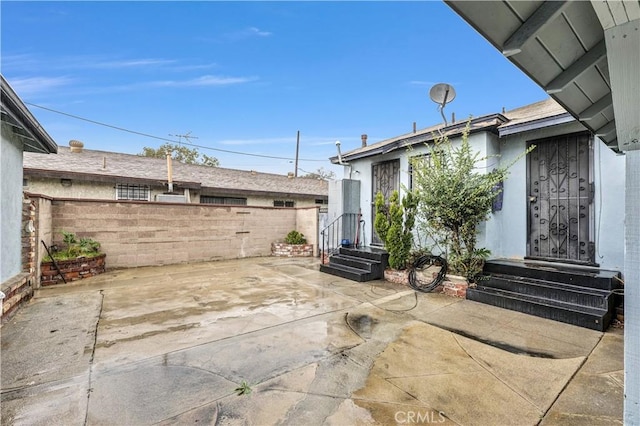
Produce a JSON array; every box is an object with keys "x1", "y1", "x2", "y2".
[
  {"x1": 41, "y1": 253, "x2": 106, "y2": 286},
  {"x1": 384, "y1": 269, "x2": 410, "y2": 285},
  {"x1": 271, "y1": 242, "x2": 313, "y2": 257},
  {"x1": 383, "y1": 268, "x2": 469, "y2": 298}
]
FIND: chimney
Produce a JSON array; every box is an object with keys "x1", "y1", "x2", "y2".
[
  {"x1": 451, "y1": 112, "x2": 456, "y2": 123},
  {"x1": 69, "y1": 140, "x2": 84, "y2": 153},
  {"x1": 361, "y1": 134, "x2": 368, "y2": 147},
  {"x1": 413, "y1": 122, "x2": 417, "y2": 133}
]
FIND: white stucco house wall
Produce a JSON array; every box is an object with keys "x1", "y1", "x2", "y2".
[
  {"x1": 330, "y1": 98, "x2": 625, "y2": 273},
  {"x1": 1, "y1": 74, "x2": 57, "y2": 307}
]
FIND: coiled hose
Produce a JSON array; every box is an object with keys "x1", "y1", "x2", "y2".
[{"x1": 408, "y1": 255, "x2": 448, "y2": 293}]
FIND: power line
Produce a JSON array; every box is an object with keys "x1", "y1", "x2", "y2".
[{"x1": 25, "y1": 102, "x2": 327, "y2": 162}]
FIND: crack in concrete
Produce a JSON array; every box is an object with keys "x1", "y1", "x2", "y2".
[{"x1": 84, "y1": 289, "x2": 104, "y2": 426}]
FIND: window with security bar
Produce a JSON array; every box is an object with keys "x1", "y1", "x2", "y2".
[
  {"x1": 200, "y1": 196, "x2": 247, "y2": 206},
  {"x1": 116, "y1": 184, "x2": 150, "y2": 201}
]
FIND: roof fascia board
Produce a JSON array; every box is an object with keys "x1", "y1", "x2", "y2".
[
  {"x1": 1, "y1": 75, "x2": 57, "y2": 154},
  {"x1": 338, "y1": 113, "x2": 507, "y2": 162},
  {"x1": 604, "y1": 18, "x2": 640, "y2": 151},
  {"x1": 499, "y1": 113, "x2": 576, "y2": 137}
]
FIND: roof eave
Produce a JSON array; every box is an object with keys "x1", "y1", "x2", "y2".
[
  {"x1": 1, "y1": 75, "x2": 58, "y2": 154},
  {"x1": 499, "y1": 113, "x2": 576, "y2": 137},
  {"x1": 336, "y1": 114, "x2": 508, "y2": 162}
]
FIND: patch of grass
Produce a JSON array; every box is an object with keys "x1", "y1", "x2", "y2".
[{"x1": 234, "y1": 380, "x2": 252, "y2": 396}]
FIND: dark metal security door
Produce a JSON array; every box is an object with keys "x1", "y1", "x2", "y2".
[
  {"x1": 371, "y1": 160, "x2": 400, "y2": 246},
  {"x1": 527, "y1": 132, "x2": 593, "y2": 263}
]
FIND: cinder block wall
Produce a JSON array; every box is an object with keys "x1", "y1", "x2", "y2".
[{"x1": 49, "y1": 199, "x2": 319, "y2": 269}]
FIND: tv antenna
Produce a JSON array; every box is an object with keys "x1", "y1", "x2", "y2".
[
  {"x1": 169, "y1": 131, "x2": 199, "y2": 145},
  {"x1": 429, "y1": 83, "x2": 456, "y2": 126}
]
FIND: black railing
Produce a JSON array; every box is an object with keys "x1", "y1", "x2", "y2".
[{"x1": 320, "y1": 213, "x2": 365, "y2": 263}]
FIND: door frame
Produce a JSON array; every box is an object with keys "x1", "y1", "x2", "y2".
[{"x1": 525, "y1": 131, "x2": 596, "y2": 265}]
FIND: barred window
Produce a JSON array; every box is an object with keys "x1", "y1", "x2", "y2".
[
  {"x1": 200, "y1": 196, "x2": 247, "y2": 206},
  {"x1": 116, "y1": 184, "x2": 150, "y2": 201},
  {"x1": 274, "y1": 200, "x2": 295, "y2": 207}
]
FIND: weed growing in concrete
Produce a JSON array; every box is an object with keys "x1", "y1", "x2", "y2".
[{"x1": 235, "y1": 381, "x2": 252, "y2": 396}]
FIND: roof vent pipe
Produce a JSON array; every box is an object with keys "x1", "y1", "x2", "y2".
[
  {"x1": 413, "y1": 122, "x2": 417, "y2": 133},
  {"x1": 361, "y1": 134, "x2": 367, "y2": 147},
  {"x1": 166, "y1": 152, "x2": 174, "y2": 193},
  {"x1": 69, "y1": 140, "x2": 84, "y2": 153}
]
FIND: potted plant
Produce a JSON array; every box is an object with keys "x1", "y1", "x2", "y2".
[
  {"x1": 271, "y1": 230, "x2": 314, "y2": 257},
  {"x1": 41, "y1": 231, "x2": 106, "y2": 285}
]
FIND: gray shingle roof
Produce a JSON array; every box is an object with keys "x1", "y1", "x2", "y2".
[
  {"x1": 334, "y1": 97, "x2": 571, "y2": 163},
  {"x1": 24, "y1": 146, "x2": 328, "y2": 197}
]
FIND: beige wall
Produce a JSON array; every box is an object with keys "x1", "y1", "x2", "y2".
[
  {"x1": 48, "y1": 199, "x2": 319, "y2": 269},
  {"x1": 25, "y1": 177, "x2": 324, "y2": 208}
]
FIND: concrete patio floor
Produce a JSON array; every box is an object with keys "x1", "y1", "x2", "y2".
[{"x1": 1, "y1": 257, "x2": 623, "y2": 425}]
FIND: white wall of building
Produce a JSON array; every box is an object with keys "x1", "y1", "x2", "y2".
[
  {"x1": 338, "y1": 122, "x2": 625, "y2": 272},
  {"x1": 0, "y1": 134, "x2": 24, "y2": 282},
  {"x1": 23, "y1": 177, "x2": 323, "y2": 209}
]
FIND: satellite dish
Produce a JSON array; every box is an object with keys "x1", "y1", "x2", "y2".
[{"x1": 429, "y1": 83, "x2": 456, "y2": 106}]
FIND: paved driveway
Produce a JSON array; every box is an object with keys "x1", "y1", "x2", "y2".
[{"x1": 1, "y1": 257, "x2": 623, "y2": 425}]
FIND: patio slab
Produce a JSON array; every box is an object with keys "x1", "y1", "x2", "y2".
[{"x1": 0, "y1": 257, "x2": 624, "y2": 425}]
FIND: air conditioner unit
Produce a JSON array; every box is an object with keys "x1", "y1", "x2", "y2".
[{"x1": 155, "y1": 194, "x2": 187, "y2": 203}]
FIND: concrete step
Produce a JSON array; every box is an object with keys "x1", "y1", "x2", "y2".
[
  {"x1": 484, "y1": 259, "x2": 621, "y2": 291},
  {"x1": 319, "y1": 246, "x2": 388, "y2": 282},
  {"x1": 319, "y1": 263, "x2": 376, "y2": 282},
  {"x1": 467, "y1": 287, "x2": 611, "y2": 331},
  {"x1": 339, "y1": 246, "x2": 389, "y2": 265},
  {"x1": 479, "y1": 274, "x2": 613, "y2": 310}
]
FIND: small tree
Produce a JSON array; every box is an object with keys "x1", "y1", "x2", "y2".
[
  {"x1": 301, "y1": 167, "x2": 336, "y2": 180},
  {"x1": 411, "y1": 122, "x2": 533, "y2": 280},
  {"x1": 374, "y1": 190, "x2": 417, "y2": 270},
  {"x1": 140, "y1": 143, "x2": 219, "y2": 167}
]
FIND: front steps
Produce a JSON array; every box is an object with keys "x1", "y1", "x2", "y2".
[
  {"x1": 320, "y1": 247, "x2": 388, "y2": 282},
  {"x1": 467, "y1": 259, "x2": 621, "y2": 331}
]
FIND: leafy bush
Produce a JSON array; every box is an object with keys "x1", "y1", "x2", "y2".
[
  {"x1": 284, "y1": 230, "x2": 307, "y2": 245},
  {"x1": 410, "y1": 121, "x2": 534, "y2": 281},
  {"x1": 44, "y1": 231, "x2": 102, "y2": 261},
  {"x1": 374, "y1": 190, "x2": 418, "y2": 270}
]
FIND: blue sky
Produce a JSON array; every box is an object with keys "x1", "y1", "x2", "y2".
[{"x1": 2, "y1": 1, "x2": 548, "y2": 175}]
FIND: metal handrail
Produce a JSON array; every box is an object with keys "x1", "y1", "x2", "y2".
[{"x1": 320, "y1": 212, "x2": 365, "y2": 263}]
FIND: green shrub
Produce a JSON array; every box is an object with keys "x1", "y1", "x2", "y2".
[
  {"x1": 374, "y1": 190, "x2": 417, "y2": 270},
  {"x1": 284, "y1": 230, "x2": 307, "y2": 245},
  {"x1": 411, "y1": 120, "x2": 534, "y2": 281},
  {"x1": 43, "y1": 231, "x2": 102, "y2": 262}
]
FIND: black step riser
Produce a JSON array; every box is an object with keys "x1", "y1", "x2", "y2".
[
  {"x1": 484, "y1": 262, "x2": 619, "y2": 291},
  {"x1": 330, "y1": 256, "x2": 376, "y2": 273},
  {"x1": 339, "y1": 247, "x2": 389, "y2": 264},
  {"x1": 467, "y1": 289, "x2": 610, "y2": 332},
  {"x1": 319, "y1": 264, "x2": 372, "y2": 282},
  {"x1": 479, "y1": 278, "x2": 611, "y2": 310}
]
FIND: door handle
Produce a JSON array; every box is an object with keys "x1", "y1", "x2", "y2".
[{"x1": 529, "y1": 196, "x2": 537, "y2": 203}]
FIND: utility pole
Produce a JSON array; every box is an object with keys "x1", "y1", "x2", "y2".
[{"x1": 294, "y1": 130, "x2": 300, "y2": 177}]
